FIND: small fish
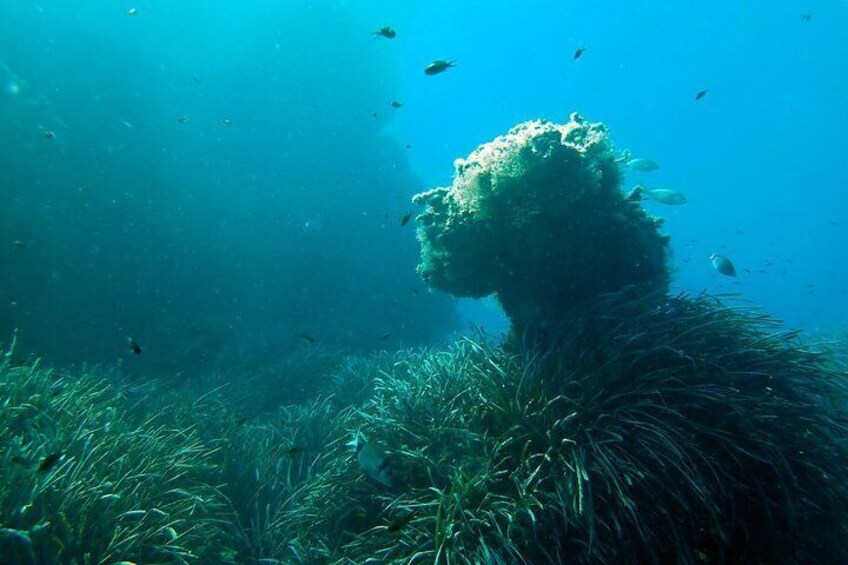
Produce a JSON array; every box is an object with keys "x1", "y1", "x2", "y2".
[
  {"x1": 285, "y1": 446, "x2": 307, "y2": 456},
  {"x1": 695, "y1": 89, "x2": 708, "y2": 101},
  {"x1": 43, "y1": 130, "x2": 55, "y2": 140},
  {"x1": 380, "y1": 332, "x2": 392, "y2": 341},
  {"x1": 175, "y1": 116, "x2": 188, "y2": 124},
  {"x1": 643, "y1": 187, "x2": 688, "y2": 206},
  {"x1": 347, "y1": 431, "x2": 392, "y2": 487},
  {"x1": 390, "y1": 101, "x2": 403, "y2": 109},
  {"x1": 127, "y1": 337, "x2": 142, "y2": 355},
  {"x1": 387, "y1": 508, "x2": 420, "y2": 533},
  {"x1": 405, "y1": 143, "x2": 411, "y2": 149},
  {"x1": 574, "y1": 46, "x2": 586, "y2": 60},
  {"x1": 10, "y1": 455, "x2": 29, "y2": 466},
  {"x1": 400, "y1": 212, "x2": 413, "y2": 226},
  {"x1": 424, "y1": 60, "x2": 456, "y2": 76},
  {"x1": 800, "y1": 13, "x2": 811, "y2": 21},
  {"x1": 373, "y1": 26, "x2": 396, "y2": 39},
  {"x1": 119, "y1": 119, "x2": 134, "y2": 129},
  {"x1": 410, "y1": 288, "x2": 420, "y2": 296},
  {"x1": 221, "y1": 118, "x2": 233, "y2": 127},
  {"x1": 298, "y1": 333, "x2": 316, "y2": 345},
  {"x1": 626, "y1": 158, "x2": 659, "y2": 172},
  {"x1": 235, "y1": 416, "x2": 248, "y2": 426},
  {"x1": 371, "y1": 111, "x2": 378, "y2": 119},
  {"x1": 710, "y1": 254, "x2": 737, "y2": 277},
  {"x1": 37, "y1": 452, "x2": 64, "y2": 473},
  {"x1": 13, "y1": 240, "x2": 26, "y2": 249},
  {"x1": 127, "y1": 8, "x2": 138, "y2": 16}
]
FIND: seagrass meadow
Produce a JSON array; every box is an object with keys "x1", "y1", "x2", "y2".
[
  {"x1": 2, "y1": 2, "x2": 848, "y2": 562},
  {"x1": 2, "y1": 289, "x2": 847, "y2": 564}
]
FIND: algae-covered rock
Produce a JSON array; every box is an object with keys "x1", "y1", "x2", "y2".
[{"x1": 414, "y1": 114, "x2": 669, "y2": 332}]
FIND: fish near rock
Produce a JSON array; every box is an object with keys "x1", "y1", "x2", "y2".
[
  {"x1": 626, "y1": 157, "x2": 659, "y2": 172},
  {"x1": 643, "y1": 187, "x2": 688, "y2": 206},
  {"x1": 347, "y1": 431, "x2": 393, "y2": 487},
  {"x1": 710, "y1": 254, "x2": 737, "y2": 277}
]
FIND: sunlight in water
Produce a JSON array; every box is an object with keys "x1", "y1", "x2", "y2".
[{"x1": 4, "y1": 80, "x2": 20, "y2": 97}]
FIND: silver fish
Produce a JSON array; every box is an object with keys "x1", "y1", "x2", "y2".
[
  {"x1": 626, "y1": 157, "x2": 659, "y2": 172},
  {"x1": 644, "y1": 188, "x2": 687, "y2": 206},
  {"x1": 347, "y1": 431, "x2": 392, "y2": 487},
  {"x1": 710, "y1": 254, "x2": 736, "y2": 277}
]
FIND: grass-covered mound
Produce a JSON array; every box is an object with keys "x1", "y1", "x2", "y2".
[{"x1": 283, "y1": 293, "x2": 848, "y2": 564}]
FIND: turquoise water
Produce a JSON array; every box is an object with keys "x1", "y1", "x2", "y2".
[{"x1": 2, "y1": 0, "x2": 847, "y2": 370}]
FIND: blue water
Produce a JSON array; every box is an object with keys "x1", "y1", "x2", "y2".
[
  {"x1": 386, "y1": 0, "x2": 848, "y2": 334},
  {"x1": 2, "y1": 0, "x2": 847, "y2": 371}
]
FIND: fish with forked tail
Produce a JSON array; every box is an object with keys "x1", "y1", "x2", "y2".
[
  {"x1": 347, "y1": 431, "x2": 393, "y2": 487},
  {"x1": 424, "y1": 60, "x2": 456, "y2": 75}
]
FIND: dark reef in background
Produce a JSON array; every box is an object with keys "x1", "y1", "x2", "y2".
[{"x1": 0, "y1": 2, "x2": 457, "y2": 374}]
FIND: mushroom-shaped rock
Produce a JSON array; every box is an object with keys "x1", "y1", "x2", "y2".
[{"x1": 414, "y1": 114, "x2": 669, "y2": 333}]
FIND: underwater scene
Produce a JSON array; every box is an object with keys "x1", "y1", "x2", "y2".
[{"x1": 1, "y1": 1, "x2": 847, "y2": 563}]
